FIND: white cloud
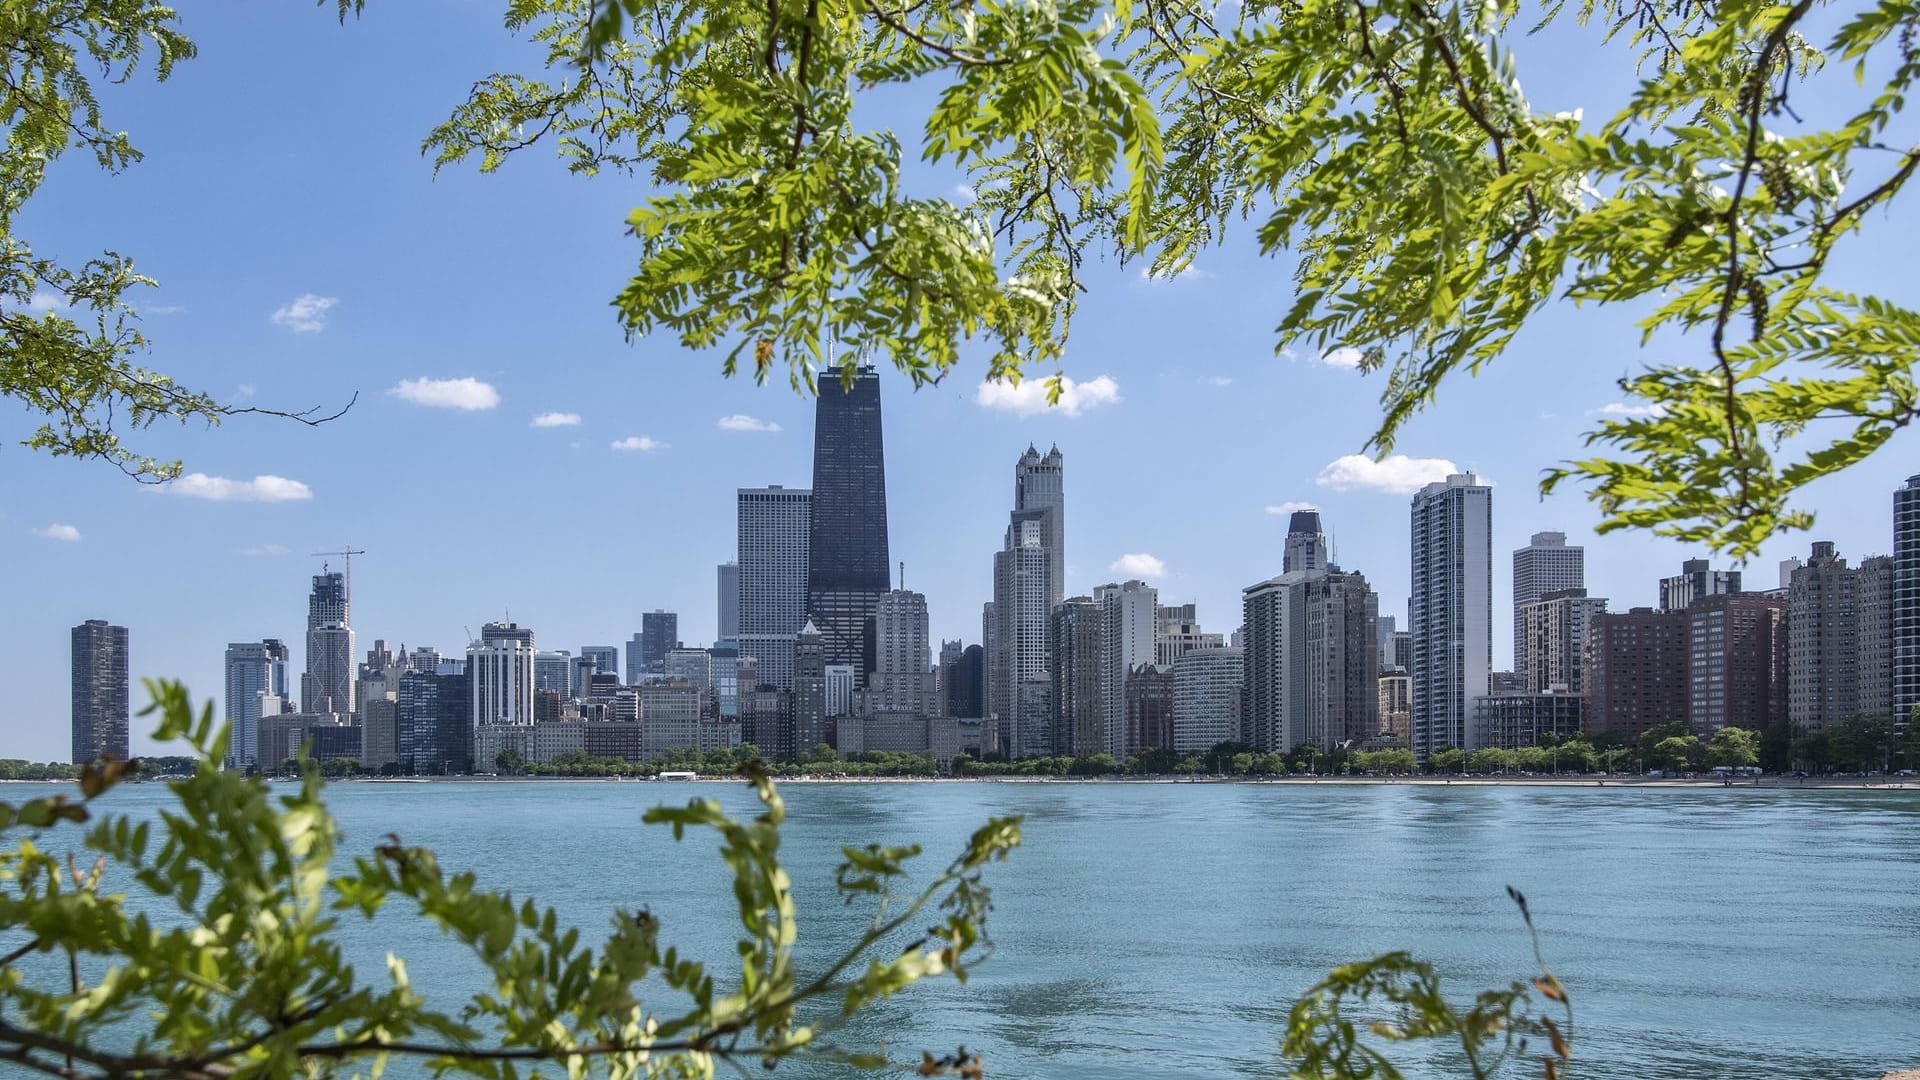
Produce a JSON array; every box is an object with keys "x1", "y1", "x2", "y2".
[
  {"x1": 270, "y1": 293, "x2": 338, "y2": 333},
  {"x1": 717, "y1": 414, "x2": 782, "y2": 433},
  {"x1": 1315, "y1": 454, "x2": 1460, "y2": 495},
  {"x1": 1595, "y1": 401, "x2": 1667, "y2": 418},
  {"x1": 234, "y1": 383, "x2": 256, "y2": 400},
  {"x1": 388, "y1": 377, "x2": 500, "y2": 411},
  {"x1": 34, "y1": 523, "x2": 80, "y2": 542},
  {"x1": 1201, "y1": 376, "x2": 1234, "y2": 387},
  {"x1": 975, "y1": 374, "x2": 1122, "y2": 417},
  {"x1": 159, "y1": 473, "x2": 314, "y2": 502},
  {"x1": 1109, "y1": 552, "x2": 1167, "y2": 579},
  {"x1": 531, "y1": 411, "x2": 582, "y2": 428},
  {"x1": 1265, "y1": 501, "x2": 1319, "y2": 516},
  {"x1": 1136, "y1": 264, "x2": 1213, "y2": 283},
  {"x1": 237, "y1": 543, "x2": 290, "y2": 557},
  {"x1": 27, "y1": 292, "x2": 66, "y2": 313},
  {"x1": 1317, "y1": 346, "x2": 1365, "y2": 369},
  {"x1": 611, "y1": 436, "x2": 667, "y2": 452},
  {"x1": 954, "y1": 184, "x2": 977, "y2": 203},
  {"x1": 143, "y1": 304, "x2": 186, "y2": 316}
]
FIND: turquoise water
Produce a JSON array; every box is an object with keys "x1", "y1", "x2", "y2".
[{"x1": 49, "y1": 781, "x2": 1920, "y2": 1077}]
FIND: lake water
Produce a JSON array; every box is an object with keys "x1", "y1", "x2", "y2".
[{"x1": 54, "y1": 780, "x2": 1920, "y2": 1077}]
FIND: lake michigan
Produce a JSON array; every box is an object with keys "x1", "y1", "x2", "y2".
[{"x1": 75, "y1": 780, "x2": 1920, "y2": 1078}]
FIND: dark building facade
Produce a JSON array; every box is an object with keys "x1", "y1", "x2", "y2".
[
  {"x1": 807, "y1": 366, "x2": 890, "y2": 683},
  {"x1": 1050, "y1": 597, "x2": 1105, "y2": 756},
  {"x1": 71, "y1": 620, "x2": 129, "y2": 764},
  {"x1": 1686, "y1": 592, "x2": 1788, "y2": 734},
  {"x1": 399, "y1": 669, "x2": 471, "y2": 774},
  {"x1": 1123, "y1": 663, "x2": 1175, "y2": 755},
  {"x1": 792, "y1": 620, "x2": 828, "y2": 755},
  {"x1": 1587, "y1": 608, "x2": 1689, "y2": 740},
  {"x1": 946, "y1": 644, "x2": 984, "y2": 719},
  {"x1": 638, "y1": 611, "x2": 679, "y2": 678}
]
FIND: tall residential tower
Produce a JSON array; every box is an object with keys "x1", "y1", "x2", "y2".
[
  {"x1": 71, "y1": 620, "x2": 129, "y2": 764},
  {"x1": 1511, "y1": 531, "x2": 1583, "y2": 685},
  {"x1": 1409, "y1": 473, "x2": 1492, "y2": 758}
]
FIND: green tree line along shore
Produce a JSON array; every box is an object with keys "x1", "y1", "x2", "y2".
[
  {"x1": 11, "y1": 0, "x2": 1920, "y2": 1074},
  {"x1": 257, "y1": 714, "x2": 1919, "y2": 780}
]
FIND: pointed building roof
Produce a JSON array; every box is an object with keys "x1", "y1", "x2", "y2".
[{"x1": 798, "y1": 618, "x2": 822, "y2": 637}]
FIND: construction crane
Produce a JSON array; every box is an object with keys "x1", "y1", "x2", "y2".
[{"x1": 310, "y1": 547, "x2": 367, "y2": 592}]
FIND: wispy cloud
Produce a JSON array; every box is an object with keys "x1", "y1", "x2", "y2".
[
  {"x1": 717, "y1": 414, "x2": 782, "y2": 433},
  {"x1": 1316, "y1": 454, "x2": 1460, "y2": 495},
  {"x1": 34, "y1": 523, "x2": 81, "y2": 542},
  {"x1": 1109, "y1": 552, "x2": 1167, "y2": 579},
  {"x1": 954, "y1": 184, "x2": 977, "y2": 204},
  {"x1": 233, "y1": 383, "x2": 256, "y2": 401},
  {"x1": 270, "y1": 293, "x2": 338, "y2": 333},
  {"x1": 237, "y1": 543, "x2": 290, "y2": 557},
  {"x1": 976, "y1": 374, "x2": 1121, "y2": 418},
  {"x1": 27, "y1": 292, "x2": 67, "y2": 313},
  {"x1": 143, "y1": 304, "x2": 186, "y2": 316},
  {"x1": 1136, "y1": 264, "x2": 1213, "y2": 284},
  {"x1": 388, "y1": 377, "x2": 500, "y2": 411},
  {"x1": 159, "y1": 473, "x2": 314, "y2": 502},
  {"x1": 1594, "y1": 401, "x2": 1667, "y2": 418},
  {"x1": 1265, "y1": 501, "x2": 1319, "y2": 516},
  {"x1": 611, "y1": 436, "x2": 667, "y2": 452},
  {"x1": 1200, "y1": 376, "x2": 1234, "y2": 387},
  {"x1": 1316, "y1": 346, "x2": 1365, "y2": 369},
  {"x1": 530, "y1": 411, "x2": 582, "y2": 428}
]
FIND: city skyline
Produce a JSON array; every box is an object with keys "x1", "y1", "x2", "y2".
[
  {"x1": 3, "y1": 12, "x2": 1914, "y2": 761},
  {"x1": 19, "y1": 432, "x2": 1920, "y2": 762}
]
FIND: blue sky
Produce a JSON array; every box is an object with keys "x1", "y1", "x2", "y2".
[{"x1": 3, "y1": 1, "x2": 1914, "y2": 760}]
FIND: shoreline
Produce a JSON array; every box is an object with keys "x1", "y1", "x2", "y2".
[{"x1": 4, "y1": 774, "x2": 1902, "y2": 790}]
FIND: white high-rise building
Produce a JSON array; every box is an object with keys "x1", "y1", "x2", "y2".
[
  {"x1": 1015, "y1": 445, "x2": 1066, "y2": 607},
  {"x1": 1511, "y1": 531, "x2": 1583, "y2": 685},
  {"x1": 664, "y1": 648, "x2": 714, "y2": 695},
  {"x1": 1410, "y1": 473, "x2": 1493, "y2": 758},
  {"x1": 469, "y1": 622, "x2": 536, "y2": 728},
  {"x1": 1658, "y1": 559, "x2": 1741, "y2": 612},
  {"x1": 301, "y1": 568, "x2": 356, "y2": 717},
  {"x1": 1517, "y1": 588, "x2": 1607, "y2": 693},
  {"x1": 1154, "y1": 603, "x2": 1224, "y2": 666},
  {"x1": 1096, "y1": 579, "x2": 1158, "y2": 758},
  {"x1": 991, "y1": 512, "x2": 1055, "y2": 757},
  {"x1": 737, "y1": 485, "x2": 812, "y2": 690},
  {"x1": 1172, "y1": 646, "x2": 1244, "y2": 753}
]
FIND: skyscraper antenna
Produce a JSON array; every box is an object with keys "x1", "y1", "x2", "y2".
[{"x1": 899, "y1": 561, "x2": 905, "y2": 591}]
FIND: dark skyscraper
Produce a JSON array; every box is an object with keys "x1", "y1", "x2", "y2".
[
  {"x1": 71, "y1": 620, "x2": 129, "y2": 764},
  {"x1": 807, "y1": 366, "x2": 890, "y2": 682},
  {"x1": 639, "y1": 610, "x2": 679, "y2": 676},
  {"x1": 717, "y1": 561, "x2": 740, "y2": 641}
]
